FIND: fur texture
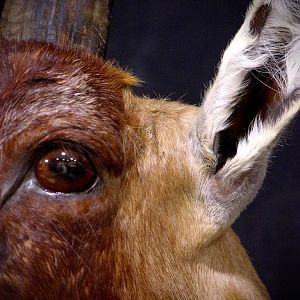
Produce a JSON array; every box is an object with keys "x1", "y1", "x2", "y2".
[{"x1": 0, "y1": 0, "x2": 299, "y2": 299}]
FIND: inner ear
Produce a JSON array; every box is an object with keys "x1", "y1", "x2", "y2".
[{"x1": 214, "y1": 68, "x2": 281, "y2": 173}]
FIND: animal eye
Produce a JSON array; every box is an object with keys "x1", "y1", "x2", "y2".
[{"x1": 34, "y1": 147, "x2": 97, "y2": 193}]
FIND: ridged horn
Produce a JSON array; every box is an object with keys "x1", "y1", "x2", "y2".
[{"x1": 0, "y1": 0, "x2": 113, "y2": 57}]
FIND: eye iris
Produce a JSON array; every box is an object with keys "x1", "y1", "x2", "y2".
[{"x1": 35, "y1": 148, "x2": 97, "y2": 193}]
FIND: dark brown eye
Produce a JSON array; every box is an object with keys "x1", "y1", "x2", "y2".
[{"x1": 34, "y1": 147, "x2": 97, "y2": 193}]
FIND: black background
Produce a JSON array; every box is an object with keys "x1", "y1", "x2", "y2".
[{"x1": 1, "y1": 1, "x2": 300, "y2": 299}]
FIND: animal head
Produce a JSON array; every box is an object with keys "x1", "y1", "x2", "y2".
[{"x1": 0, "y1": 0, "x2": 299, "y2": 299}]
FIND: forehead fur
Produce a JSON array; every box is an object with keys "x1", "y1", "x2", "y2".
[{"x1": 0, "y1": 40, "x2": 139, "y2": 93}]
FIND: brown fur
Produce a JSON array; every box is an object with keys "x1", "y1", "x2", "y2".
[{"x1": 0, "y1": 41, "x2": 270, "y2": 299}]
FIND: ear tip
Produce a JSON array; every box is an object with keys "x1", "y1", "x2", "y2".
[{"x1": 249, "y1": 3, "x2": 271, "y2": 36}]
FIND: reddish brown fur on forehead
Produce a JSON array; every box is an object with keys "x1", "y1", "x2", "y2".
[{"x1": 0, "y1": 40, "x2": 139, "y2": 93}]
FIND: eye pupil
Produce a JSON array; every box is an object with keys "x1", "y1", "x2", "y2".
[
  {"x1": 35, "y1": 147, "x2": 97, "y2": 193},
  {"x1": 48, "y1": 157, "x2": 84, "y2": 180}
]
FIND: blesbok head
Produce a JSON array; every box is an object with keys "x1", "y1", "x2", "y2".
[{"x1": 0, "y1": 0, "x2": 299, "y2": 299}]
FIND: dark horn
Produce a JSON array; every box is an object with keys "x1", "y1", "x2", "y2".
[{"x1": 0, "y1": 0, "x2": 113, "y2": 57}]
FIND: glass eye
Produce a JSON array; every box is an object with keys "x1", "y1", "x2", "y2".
[{"x1": 34, "y1": 147, "x2": 97, "y2": 193}]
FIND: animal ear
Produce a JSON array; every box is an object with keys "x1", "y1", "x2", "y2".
[{"x1": 192, "y1": 0, "x2": 300, "y2": 228}]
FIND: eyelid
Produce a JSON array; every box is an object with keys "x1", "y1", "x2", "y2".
[
  {"x1": 6, "y1": 125, "x2": 101, "y2": 169},
  {"x1": 32, "y1": 140, "x2": 90, "y2": 158},
  {"x1": 31, "y1": 140, "x2": 99, "y2": 170},
  {"x1": 24, "y1": 175, "x2": 100, "y2": 198}
]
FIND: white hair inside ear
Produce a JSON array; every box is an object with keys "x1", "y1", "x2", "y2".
[{"x1": 191, "y1": 0, "x2": 300, "y2": 228}]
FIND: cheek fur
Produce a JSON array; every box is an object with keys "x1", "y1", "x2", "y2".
[
  {"x1": 0, "y1": 228, "x2": 8, "y2": 273},
  {"x1": 0, "y1": 186, "x2": 121, "y2": 298}
]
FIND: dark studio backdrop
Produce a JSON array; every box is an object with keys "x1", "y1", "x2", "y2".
[{"x1": 0, "y1": 0, "x2": 300, "y2": 299}]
